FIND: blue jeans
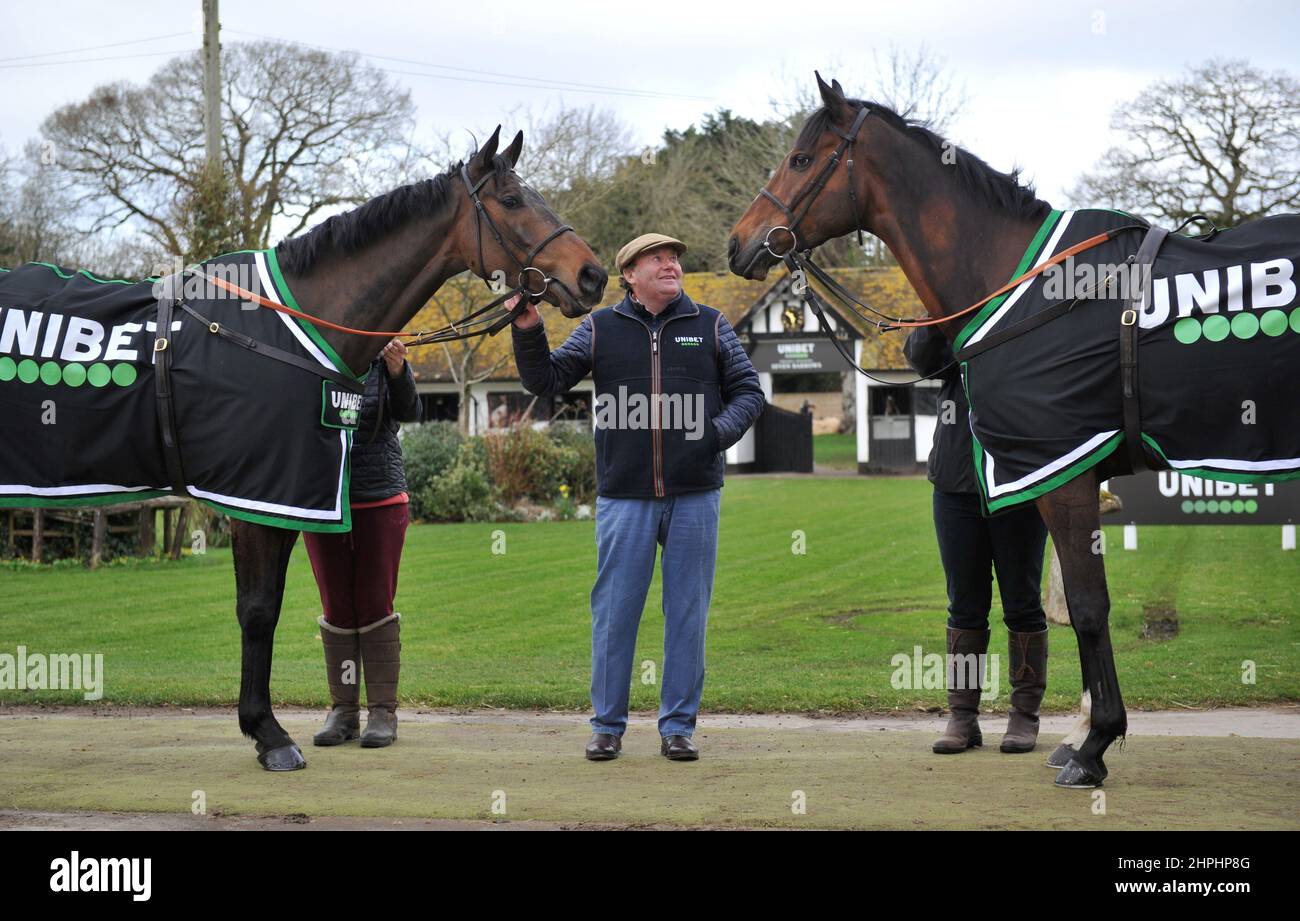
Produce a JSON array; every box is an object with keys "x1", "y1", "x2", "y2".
[{"x1": 590, "y1": 489, "x2": 721, "y2": 738}]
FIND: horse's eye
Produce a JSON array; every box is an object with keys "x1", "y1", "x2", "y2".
[
  {"x1": 791, "y1": 154, "x2": 811, "y2": 170},
  {"x1": 501, "y1": 196, "x2": 521, "y2": 209}
]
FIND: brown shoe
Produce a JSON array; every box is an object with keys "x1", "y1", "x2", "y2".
[
  {"x1": 1001, "y1": 628, "x2": 1048, "y2": 753},
  {"x1": 358, "y1": 614, "x2": 400, "y2": 748},
  {"x1": 933, "y1": 627, "x2": 989, "y2": 754},
  {"x1": 585, "y1": 732, "x2": 622, "y2": 761},
  {"x1": 313, "y1": 616, "x2": 360, "y2": 747},
  {"x1": 660, "y1": 735, "x2": 699, "y2": 761}
]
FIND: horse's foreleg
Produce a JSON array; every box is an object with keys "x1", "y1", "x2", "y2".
[
  {"x1": 231, "y1": 519, "x2": 305, "y2": 771},
  {"x1": 1047, "y1": 689, "x2": 1092, "y2": 769},
  {"x1": 1036, "y1": 474, "x2": 1126, "y2": 787}
]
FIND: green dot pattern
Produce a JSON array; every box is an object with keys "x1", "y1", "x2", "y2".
[
  {"x1": 1261, "y1": 310, "x2": 1288, "y2": 336},
  {"x1": 0, "y1": 358, "x2": 140, "y2": 387},
  {"x1": 1230, "y1": 312, "x2": 1259, "y2": 339},
  {"x1": 62, "y1": 363, "x2": 86, "y2": 387},
  {"x1": 1181, "y1": 494, "x2": 1263, "y2": 515},
  {"x1": 111, "y1": 363, "x2": 137, "y2": 387},
  {"x1": 1176, "y1": 308, "x2": 1300, "y2": 343},
  {"x1": 1173, "y1": 317, "x2": 1202, "y2": 344},
  {"x1": 1202, "y1": 315, "x2": 1230, "y2": 342},
  {"x1": 87, "y1": 363, "x2": 112, "y2": 387}
]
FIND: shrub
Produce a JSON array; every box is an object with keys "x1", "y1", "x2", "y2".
[
  {"x1": 412, "y1": 441, "x2": 495, "y2": 522},
  {"x1": 545, "y1": 423, "x2": 596, "y2": 504},
  {"x1": 402, "y1": 422, "x2": 465, "y2": 521}
]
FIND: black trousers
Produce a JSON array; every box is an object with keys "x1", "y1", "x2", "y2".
[{"x1": 932, "y1": 489, "x2": 1048, "y2": 632}]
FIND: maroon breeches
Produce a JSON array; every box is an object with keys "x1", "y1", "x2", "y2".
[{"x1": 303, "y1": 502, "x2": 410, "y2": 629}]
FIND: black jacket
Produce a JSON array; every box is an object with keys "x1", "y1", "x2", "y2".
[
  {"x1": 350, "y1": 357, "x2": 422, "y2": 502},
  {"x1": 512, "y1": 291, "x2": 765, "y2": 498},
  {"x1": 904, "y1": 326, "x2": 977, "y2": 494}
]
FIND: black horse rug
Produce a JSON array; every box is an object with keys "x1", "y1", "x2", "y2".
[
  {"x1": 0, "y1": 250, "x2": 364, "y2": 532},
  {"x1": 954, "y1": 208, "x2": 1300, "y2": 514}
]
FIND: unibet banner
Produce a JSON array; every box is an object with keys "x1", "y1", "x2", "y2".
[{"x1": 1107, "y1": 471, "x2": 1299, "y2": 525}]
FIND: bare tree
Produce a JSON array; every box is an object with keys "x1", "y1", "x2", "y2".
[
  {"x1": 1070, "y1": 58, "x2": 1300, "y2": 226},
  {"x1": 869, "y1": 43, "x2": 968, "y2": 136},
  {"x1": 40, "y1": 40, "x2": 418, "y2": 260},
  {"x1": 768, "y1": 44, "x2": 968, "y2": 134},
  {"x1": 511, "y1": 103, "x2": 635, "y2": 198}
]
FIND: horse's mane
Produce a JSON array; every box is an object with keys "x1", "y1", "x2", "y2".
[
  {"x1": 274, "y1": 154, "x2": 516, "y2": 274},
  {"x1": 796, "y1": 98, "x2": 1050, "y2": 222}
]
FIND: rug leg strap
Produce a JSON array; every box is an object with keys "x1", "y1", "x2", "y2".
[
  {"x1": 1119, "y1": 225, "x2": 1169, "y2": 474},
  {"x1": 154, "y1": 294, "x2": 190, "y2": 497}
]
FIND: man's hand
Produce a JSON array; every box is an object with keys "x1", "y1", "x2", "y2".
[
  {"x1": 381, "y1": 338, "x2": 407, "y2": 378},
  {"x1": 511, "y1": 293, "x2": 542, "y2": 330}
]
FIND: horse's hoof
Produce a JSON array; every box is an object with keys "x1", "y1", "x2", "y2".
[
  {"x1": 1054, "y1": 757, "x2": 1106, "y2": 788},
  {"x1": 258, "y1": 743, "x2": 307, "y2": 772},
  {"x1": 1046, "y1": 743, "x2": 1076, "y2": 769}
]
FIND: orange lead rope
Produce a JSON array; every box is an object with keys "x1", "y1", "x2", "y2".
[
  {"x1": 198, "y1": 272, "x2": 419, "y2": 337},
  {"x1": 879, "y1": 230, "x2": 1118, "y2": 329}
]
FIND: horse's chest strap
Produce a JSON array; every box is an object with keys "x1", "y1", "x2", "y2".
[
  {"x1": 1119, "y1": 225, "x2": 1169, "y2": 474},
  {"x1": 153, "y1": 295, "x2": 189, "y2": 497}
]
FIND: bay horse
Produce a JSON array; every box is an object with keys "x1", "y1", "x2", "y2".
[
  {"x1": 98, "y1": 127, "x2": 602, "y2": 771},
  {"x1": 728, "y1": 75, "x2": 1146, "y2": 788}
]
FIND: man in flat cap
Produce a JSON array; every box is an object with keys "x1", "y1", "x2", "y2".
[{"x1": 511, "y1": 233, "x2": 764, "y2": 761}]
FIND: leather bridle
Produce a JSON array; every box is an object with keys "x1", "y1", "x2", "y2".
[
  {"x1": 460, "y1": 163, "x2": 574, "y2": 303},
  {"x1": 757, "y1": 105, "x2": 872, "y2": 261}
]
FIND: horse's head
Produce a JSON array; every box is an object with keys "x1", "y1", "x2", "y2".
[
  {"x1": 729, "y1": 74, "x2": 873, "y2": 280},
  {"x1": 454, "y1": 127, "x2": 606, "y2": 317}
]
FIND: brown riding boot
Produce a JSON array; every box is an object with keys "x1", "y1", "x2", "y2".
[
  {"x1": 933, "y1": 627, "x2": 990, "y2": 754},
  {"x1": 313, "y1": 616, "x2": 361, "y2": 746},
  {"x1": 1001, "y1": 628, "x2": 1048, "y2": 753},
  {"x1": 358, "y1": 613, "x2": 400, "y2": 748}
]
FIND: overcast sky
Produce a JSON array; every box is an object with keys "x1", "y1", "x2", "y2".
[{"x1": 3, "y1": 0, "x2": 1297, "y2": 211}]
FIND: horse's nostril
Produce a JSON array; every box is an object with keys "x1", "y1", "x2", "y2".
[
  {"x1": 579, "y1": 263, "x2": 608, "y2": 296},
  {"x1": 728, "y1": 236, "x2": 739, "y2": 258}
]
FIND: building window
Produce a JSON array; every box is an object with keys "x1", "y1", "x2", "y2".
[
  {"x1": 418, "y1": 393, "x2": 459, "y2": 422},
  {"x1": 484, "y1": 391, "x2": 594, "y2": 428},
  {"x1": 870, "y1": 386, "x2": 912, "y2": 415}
]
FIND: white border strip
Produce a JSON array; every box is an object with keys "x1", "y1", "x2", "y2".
[
  {"x1": 0, "y1": 483, "x2": 162, "y2": 497},
  {"x1": 254, "y1": 251, "x2": 336, "y2": 372},
  {"x1": 985, "y1": 428, "x2": 1119, "y2": 497},
  {"x1": 964, "y1": 210, "x2": 1076, "y2": 347},
  {"x1": 187, "y1": 430, "x2": 346, "y2": 522},
  {"x1": 1162, "y1": 454, "x2": 1300, "y2": 473}
]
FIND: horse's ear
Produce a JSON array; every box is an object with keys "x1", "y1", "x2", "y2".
[
  {"x1": 815, "y1": 71, "x2": 850, "y2": 122},
  {"x1": 502, "y1": 130, "x2": 524, "y2": 170},
  {"x1": 468, "y1": 125, "x2": 503, "y2": 176}
]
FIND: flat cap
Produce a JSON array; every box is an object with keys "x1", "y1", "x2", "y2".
[{"x1": 616, "y1": 233, "x2": 687, "y2": 273}]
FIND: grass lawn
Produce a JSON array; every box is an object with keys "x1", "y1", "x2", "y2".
[
  {"x1": 2, "y1": 476, "x2": 1296, "y2": 712},
  {"x1": 813, "y1": 433, "x2": 857, "y2": 471}
]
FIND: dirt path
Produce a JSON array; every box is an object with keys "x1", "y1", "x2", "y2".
[
  {"x1": 4, "y1": 703, "x2": 1298, "y2": 737},
  {"x1": 1, "y1": 704, "x2": 1296, "y2": 831}
]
